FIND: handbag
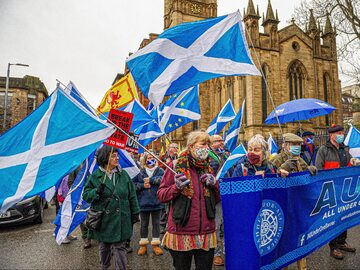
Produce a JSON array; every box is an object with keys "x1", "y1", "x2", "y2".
[
  {"x1": 85, "y1": 187, "x2": 116, "y2": 231},
  {"x1": 171, "y1": 194, "x2": 192, "y2": 227}
]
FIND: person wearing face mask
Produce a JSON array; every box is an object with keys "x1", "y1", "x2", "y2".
[
  {"x1": 315, "y1": 124, "x2": 356, "y2": 260},
  {"x1": 132, "y1": 152, "x2": 164, "y2": 256},
  {"x1": 157, "y1": 131, "x2": 220, "y2": 270},
  {"x1": 232, "y1": 134, "x2": 275, "y2": 177},
  {"x1": 301, "y1": 131, "x2": 318, "y2": 166}
]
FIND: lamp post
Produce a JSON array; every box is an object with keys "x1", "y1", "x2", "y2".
[{"x1": 3, "y1": 63, "x2": 29, "y2": 130}]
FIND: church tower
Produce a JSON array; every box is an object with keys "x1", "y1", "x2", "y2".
[{"x1": 164, "y1": 0, "x2": 217, "y2": 29}]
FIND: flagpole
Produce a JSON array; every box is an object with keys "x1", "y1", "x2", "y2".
[
  {"x1": 243, "y1": 25, "x2": 285, "y2": 145},
  {"x1": 56, "y1": 80, "x2": 177, "y2": 175}
]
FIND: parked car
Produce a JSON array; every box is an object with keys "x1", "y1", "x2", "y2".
[{"x1": 0, "y1": 196, "x2": 45, "y2": 226}]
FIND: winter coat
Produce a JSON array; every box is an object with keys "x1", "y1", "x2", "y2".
[
  {"x1": 157, "y1": 161, "x2": 220, "y2": 235},
  {"x1": 271, "y1": 150, "x2": 308, "y2": 173},
  {"x1": 232, "y1": 156, "x2": 275, "y2": 177},
  {"x1": 301, "y1": 144, "x2": 318, "y2": 166},
  {"x1": 315, "y1": 141, "x2": 352, "y2": 170},
  {"x1": 208, "y1": 149, "x2": 229, "y2": 176},
  {"x1": 83, "y1": 168, "x2": 140, "y2": 243},
  {"x1": 132, "y1": 166, "x2": 164, "y2": 212}
]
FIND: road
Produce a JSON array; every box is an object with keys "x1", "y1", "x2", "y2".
[{"x1": 0, "y1": 206, "x2": 359, "y2": 270}]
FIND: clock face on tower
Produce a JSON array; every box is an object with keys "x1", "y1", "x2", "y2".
[{"x1": 191, "y1": 3, "x2": 201, "y2": 14}]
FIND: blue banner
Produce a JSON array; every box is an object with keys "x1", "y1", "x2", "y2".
[{"x1": 220, "y1": 166, "x2": 360, "y2": 270}]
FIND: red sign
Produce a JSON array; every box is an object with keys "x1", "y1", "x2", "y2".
[{"x1": 104, "y1": 109, "x2": 134, "y2": 149}]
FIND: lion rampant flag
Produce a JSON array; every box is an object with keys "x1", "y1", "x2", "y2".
[{"x1": 97, "y1": 73, "x2": 139, "y2": 113}]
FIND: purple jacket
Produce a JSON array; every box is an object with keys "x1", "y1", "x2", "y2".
[
  {"x1": 157, "y1": 161, "x2": 220, "y2": 235},
  {"x1": 57, "y1": 175, "x2": 70, "y2": 198}
]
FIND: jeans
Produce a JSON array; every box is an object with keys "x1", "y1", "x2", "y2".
[
  {"x1": 140, "y1": 210, "x2": 161, "y2": 239},
  {"x1": 99, "y1": 241, "x2": 127, "y2": 270},
  {"x1": 214, "y1": 202, "x2": 223, "y2": 257},
  {"x1": 169, "y1": 248, "x2": 215, "y2": 270}
]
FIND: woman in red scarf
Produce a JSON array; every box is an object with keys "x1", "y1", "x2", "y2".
[{"x1": 157, "y1": 131, "x2": 220, "y2": 270}]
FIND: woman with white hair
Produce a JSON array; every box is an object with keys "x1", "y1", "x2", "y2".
[{"x1": 232, "y1": 134, "x2": 275, "y2": 177}]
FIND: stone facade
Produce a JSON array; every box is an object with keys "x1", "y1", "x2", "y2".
[
  {"x1": 0, "y1": 75, "x2": 48, "y2": 133},
  {"x1": 135, "y1": 0, "x2": 342, "y2": 146}
]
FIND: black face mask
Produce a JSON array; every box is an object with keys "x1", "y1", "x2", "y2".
[{"x1": 247, "y1": 152, "x2": 261, "y2": 165}]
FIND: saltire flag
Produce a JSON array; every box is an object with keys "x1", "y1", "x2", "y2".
[
  {"x1": 206, "y1": 99, "x2": 236, "y2": 135},
  {"x1": 216, "y1": 143, "x2": 247, "y2": 180},
  {"x1": 146, "y1": 102, "x2": 155, "y2": 112},
  {"x1": 344, "y1": 125, "x2": 360, "y2": 158},
  {"x1": 134, "y1": 108, "x2": 164, "y2": 154},
  {"x1": 54, "y1": 147, "x2": 140, "y2": 244},
  {"x1": 65, "y1": 81, "x2": 96, "y2": 115},
  {"x1": 0, "y1": 88, "x2": 115, "y2": 213},
  {"x1": 121, "y1": 99, "x2": 154, "y2": 131},
  {"x1": 97, "y1": 73, "x2": 139, "y2": 114},
  {"x1": 126, "y1": 11, "x2": 261, "y2": 106},
  {"x1": 159, "y1": 86, "x2": 201, "y2": 133},
  {"x1": 268, "y1": 133, "x2": 279, "y2": 157},
  {"x1": 224, "y1": 100, "x2": 245, "y2": 152},
  {"x1": 40, "y1": 180, "x2": 62, "y2": 202}
]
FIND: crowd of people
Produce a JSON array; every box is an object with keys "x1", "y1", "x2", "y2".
[{"x1": 55, "y1": 124, "x2": 359, "y2": 270}]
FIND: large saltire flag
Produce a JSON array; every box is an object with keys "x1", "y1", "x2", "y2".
[
  {"x1": 224, "y1": 100, "x2": 245, "y2": 152},
  {"x1": 126, "y1": 11, "x2": 261, "y2": 106},
  {"x1": 159, "y1": 86, "x2": 201, "y2": 133},
  {"x1": 206, "y1": 99, "x2": 236, "y2": 135},
  {"x1": 97, "y1": 73, "x2": 139, "y2": 114},
  {"x1": 344, "y1": 125, "x2": 360, "y2": 158},
  {"x1": 216, "y1": 143, "x2": 247, "y2": 180},
  {"x1": 0, "y1": 88, "x2": 115, "y2": 213}
]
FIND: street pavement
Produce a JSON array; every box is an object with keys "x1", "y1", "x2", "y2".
[{"x1": 0, "y1": 205, "x2": 359, "y2": 270}]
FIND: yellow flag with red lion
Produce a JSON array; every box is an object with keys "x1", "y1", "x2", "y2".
[{"x1": 97, "y1": 73, "x2": 139, "y2": 113}]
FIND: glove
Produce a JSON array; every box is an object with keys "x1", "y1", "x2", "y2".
[
  {"x1": 174, "y1": 173, "x2": 190, "y2": 190},
  {"x1": 200, "y1": 173, "x2": 216, "y2": 186},
  {"x1": 350, "y1": 158, "x2": 360, "y2": 166},
  {"x1": 96, "y1": 183, "x2": 105, "y2": 195},
  {"x1": 308, "y1": 166, "x2": 318, "y2": 176}
]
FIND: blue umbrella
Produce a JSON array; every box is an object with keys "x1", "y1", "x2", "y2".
[{"x1": 265, "y1": 98, "x2": 336, "y2": 125}]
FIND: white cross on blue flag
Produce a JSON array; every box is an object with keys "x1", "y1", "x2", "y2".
[
  {"x1": 159, "y1": 86, "x2": 201, "y2": 134},
  {"x1": 126, "y1": 11, "x2": 261, "y2": 106},
  {"x1": 267, "y1": 134, "x2": 279, "y2": 157},
  {"x1": 216, "y1": 143, "x2": 247, "y2": 180},
  {"x1": 0, "y1": 88, "x2": 115, "y2": 213},
  {"x1": 344, "y1": 125, "x2": 360, "y2": 158},
  {"x1": 206, "y1": 99, "x2": 236, "y2": 135},
  {"x1": 224, "y1": 100, "x2": 245, "y2": 152}
]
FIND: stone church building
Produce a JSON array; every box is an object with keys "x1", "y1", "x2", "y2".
[{"x1": 135, "y1": 0, "x2": 342, "y2": 145}]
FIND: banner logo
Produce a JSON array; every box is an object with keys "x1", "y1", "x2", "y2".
[{"x1": 254, "y1": 200, "x2": 285, "y2": 255}]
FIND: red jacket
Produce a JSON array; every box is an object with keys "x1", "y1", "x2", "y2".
[{"x1": 157, "y1": 161, "x2": 220, "y2": 235}]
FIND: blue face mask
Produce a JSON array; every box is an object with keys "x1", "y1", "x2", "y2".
[
  {"x1": 289, "y1": 145, "x2": 301, "y2": 156},
  {"x1": 146, "y1": 159, "x2": 156, "y2": 167},
  {"x1": 305, "y1": 137, "x2": 314, "y2": 145},
  {"x1": 336, "y1": 135, "x2": 344, "y2": 144}
]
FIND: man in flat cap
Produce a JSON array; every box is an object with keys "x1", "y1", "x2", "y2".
[
  {"x1": 315, "y1": 124, "x2": 357, "y2": 259},
  {"x1": 271, "y1": 133, "x2": 317, "y2": 269},
  {"x1": 301, "y1": 131, "x2": 318, "y2": 166}
]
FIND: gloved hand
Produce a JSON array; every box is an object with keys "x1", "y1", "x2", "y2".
[
  {"x1": 350, "y1": 158, "x2": 360, "y2": 166},
  {"x1": 200, "y1": 173, "x2": 216, "y2": 186},
  {"x1": 174, "y1": 173, "x2": 190, "y2": 190},
  {"x1": 308, "y1": 165, "x2": 318, "y2": 176},
  {"x1": 96, "y1": 183, "x2": 106, "y2": 195}
]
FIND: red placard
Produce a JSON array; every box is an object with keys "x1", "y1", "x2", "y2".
[{"x1": 104, "y1": 109, "x2": 134, "y2": 149}]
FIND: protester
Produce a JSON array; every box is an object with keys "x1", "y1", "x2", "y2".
[
  {"x1": 301, "y1": 131, "x2": 318, "y2": 165},
  {"x1": 315, "y1": 124, "x2": 357, "y2": 260},
  {"x1": 232, "y1": 134, "x2": 275, "y2": 177},
  {"x1": 159, "y1": 143, "x2": 178, "y2": 234},
  {"x1": 83, "y1": 146, "x2": 140, "y2": 270},
  {"x1": 158, "y1": 143, "x2": 178, "y2": 170},
  {"x1": 209, "y1": 134, "x2": 230, "y2": 266},
  {"x1": 132, "y1": 152, "x2": 164, "y2": 256},
  {"x1": 158, "y1": 130, "x2": 220, "y2": 270},
  {"x1": 270, "y1": 133, "x2": 318, "y2": 270},
  {"x1": 56, "y1": 175, "x2": 78, "y2": 244}
]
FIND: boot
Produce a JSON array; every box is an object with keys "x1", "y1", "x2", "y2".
[
  {"x1": 137, "y1": 238, "x2": 149, "y2": 256},
  {"x1": 151, "y1": 238, "x2": 163, "y2": 256}
]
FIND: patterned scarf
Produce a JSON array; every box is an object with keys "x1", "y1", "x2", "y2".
[{"x1": 175, "y1": 149, "x2": 214, "y2": 199}]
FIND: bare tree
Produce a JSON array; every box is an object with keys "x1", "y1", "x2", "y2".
[{"x1": 292, "y1": 0, "x2": 360, "y2": 85}]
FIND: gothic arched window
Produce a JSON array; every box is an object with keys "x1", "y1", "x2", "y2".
[
  {"x1": 288, "y1": 60, "x2": 307, "y2": 100},
  {"x1": 323, "y1": 73, "x2": 331, "y2": 126}
]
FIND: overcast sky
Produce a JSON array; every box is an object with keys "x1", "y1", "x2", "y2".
[{"x1": 0, "y1": 0, "x2": 302, "y2": 107}]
